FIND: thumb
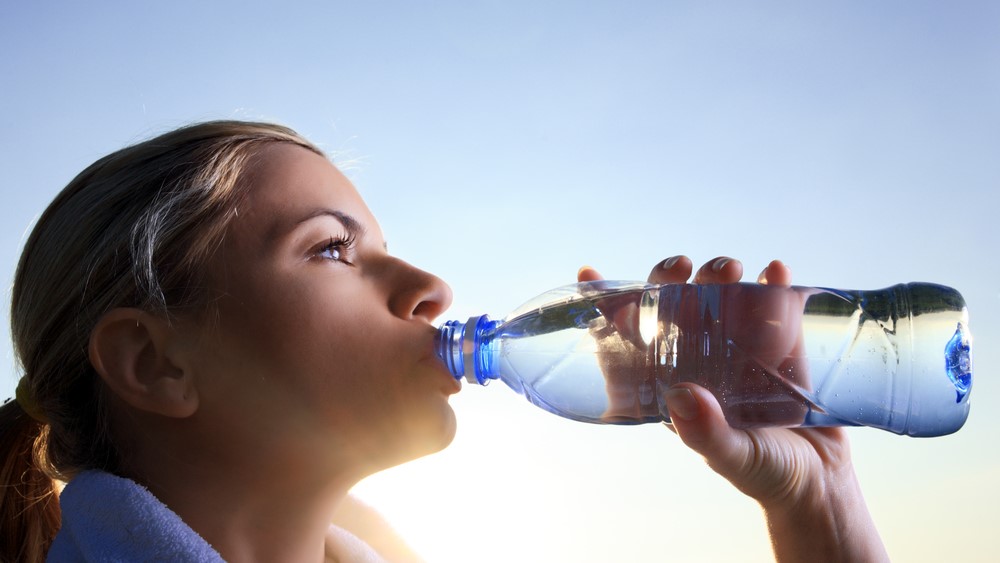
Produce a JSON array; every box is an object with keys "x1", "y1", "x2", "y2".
[{"x1": 663, "y1": 384, "x2": 753, "y2": 482}]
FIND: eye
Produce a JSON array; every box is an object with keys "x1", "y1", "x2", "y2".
[{"x1": 314, "y1": 234, "x2": 356, "y2": 264}]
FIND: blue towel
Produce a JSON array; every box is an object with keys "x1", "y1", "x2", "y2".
[{"x1": 48, "y1": 470, "x2": 225, "y2": 562}]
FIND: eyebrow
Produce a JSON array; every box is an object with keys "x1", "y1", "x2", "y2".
[
  {"x1": 297, "y1": 208, "x2": 363, "y2": 234},
  {"x1": 295, "y1": 209, "x2": 388, "y2": 251}
]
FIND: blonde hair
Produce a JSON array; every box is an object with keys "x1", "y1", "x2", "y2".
[{"x1": 0, "y1": 120, "x2": 322, "y2": 561}]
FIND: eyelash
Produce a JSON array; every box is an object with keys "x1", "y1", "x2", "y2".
[{"x1": 315, "y1": 233, "x2": 357, "y2": 264}]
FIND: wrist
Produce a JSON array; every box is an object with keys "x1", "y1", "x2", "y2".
[{"x1": 760, "y1": 463, "x2": 888, "y2": 563}]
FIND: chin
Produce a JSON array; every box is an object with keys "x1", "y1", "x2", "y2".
[
  {"x1": 411, "y1": 404, "x2": 458, "y2": 459},
  {"x1": 372, "y1": 403, "x2": 458, "y2": 471},
  {"x1": 434, "y1": 407, "x2": 459, "y2": 450}
]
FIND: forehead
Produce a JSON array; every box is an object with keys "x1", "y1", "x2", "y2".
[{"x1": 236, "y1": 143, "x2": 381, "y2": 243}]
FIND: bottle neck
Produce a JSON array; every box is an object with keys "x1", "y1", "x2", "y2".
[{"x1": 436, "y1": 315, "x2": 499, "y2": 385}]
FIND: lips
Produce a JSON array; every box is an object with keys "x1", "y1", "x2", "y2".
[
  {"x1": 428, "y1": 355, "x2": 462, "y2": 395},
  {"x1": 414, "y1": 324, "x2": 456, "y2": 389},
  {"x1": 442, "y1": 374, "x2": 462, "y2": 395}
]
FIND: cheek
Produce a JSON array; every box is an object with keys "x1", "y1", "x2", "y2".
[
  {"x1": 243, "y1": 301, "x2": 394, "y2": 408},
  {"x1": 205, "y1": 270, "x2": 449, "y2": 434},
  {"x1": 199, "y1": 283, "x2": 357, "y2": 392}
]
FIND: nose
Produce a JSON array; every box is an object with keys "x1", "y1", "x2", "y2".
[{"x1": 387, "y1": 260, "x2": 453, "y2": 323}]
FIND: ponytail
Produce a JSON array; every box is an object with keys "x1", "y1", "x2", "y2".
[{"x1": 0, "y1": 400, "x2": 60, "y2": 563}]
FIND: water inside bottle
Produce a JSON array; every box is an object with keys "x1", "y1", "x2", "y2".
[{"x1": 486, "y1": 282, "x2": 971, "y2": 436}]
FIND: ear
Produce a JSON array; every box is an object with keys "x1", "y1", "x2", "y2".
[{"x1": 88, "y1": 308, "x2": 199, "y2": 418}]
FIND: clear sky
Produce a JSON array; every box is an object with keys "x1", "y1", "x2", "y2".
[{"x1": 2, "y1": 1, "x2": 998, "y2": 561}]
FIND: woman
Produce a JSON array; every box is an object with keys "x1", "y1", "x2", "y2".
[{"x1": 0, "y1": 121, "x2": 887, "y2": 562}]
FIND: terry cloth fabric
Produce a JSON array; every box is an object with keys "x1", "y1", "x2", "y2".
[{"x1": 47, "y1": 470, "x2": 224, "y2": 562}]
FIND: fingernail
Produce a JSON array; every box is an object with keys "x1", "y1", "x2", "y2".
[
  {"x1": 661, "y1": 256, "x2": 681, "y2": 270},
  {"x1": 664, "y1": 387, "x2": 699, "y2": 421},
  {"x1": 711, "y1": 258, "x2": 731, "y2": 273}
]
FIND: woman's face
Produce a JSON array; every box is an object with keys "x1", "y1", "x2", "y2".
[{"x1": 184, "y1": 143, "x2": 458, "y2": 475}]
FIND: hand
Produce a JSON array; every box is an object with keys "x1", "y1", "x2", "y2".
[
  {"x1": 579, "y1": 256, "x2": 888, "y2": 562},
  {"x1": 578, "y1": 256, "x2": 831, "y2": 502},
  {"x1": 578, "y1": 255, "x2": 809, "y2": 427}
]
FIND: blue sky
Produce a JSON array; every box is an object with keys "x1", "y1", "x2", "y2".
[{"x1": 2, "y1": 2, "x2": 998, "y2": 561}]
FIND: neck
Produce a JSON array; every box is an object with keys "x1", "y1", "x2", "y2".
[{"x1": 159, "y1": 469, "x2": 353, "y2": 562}]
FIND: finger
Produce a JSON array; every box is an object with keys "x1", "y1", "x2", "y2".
[
  {"x1": 693, "y1": 256, "x2": 743, "y2": 284},
  {"x1": 647, "y1": 255, "x2": 693, "y2": 284},
  {"x1": 757, "y1": 259, "x2": 792, "y2": 286},
  {"x1": 577, "y1": 265, "x2": 604, "y2": 283},
  {"x1": 663, "y1": 383, "x2": 753, "y2": 482}
]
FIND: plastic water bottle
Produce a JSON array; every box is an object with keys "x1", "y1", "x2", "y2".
[{"x1": 436, "y1": 281, "x2": 972, "y2": 437}]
